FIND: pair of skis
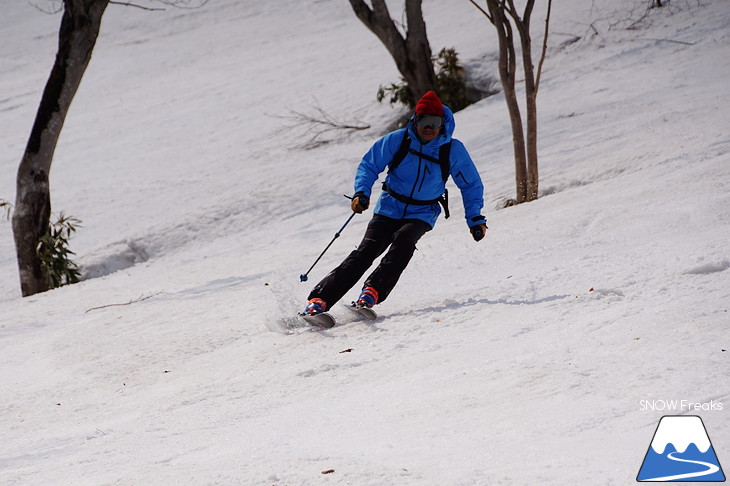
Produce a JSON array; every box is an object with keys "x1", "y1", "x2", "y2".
[{"x1": 301, "y1": 302, "x2": 377, "y2": 329}]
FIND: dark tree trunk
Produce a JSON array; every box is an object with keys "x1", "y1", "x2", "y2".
[
  {"x1": 482, "y1": 0, "x2": 551, "y2": 204},
  {"x1": 486, "y1": 0, "x2": 528, "y2": 203},
  {"x1": 13, "y1": 0, "x2": 108, "y2": 296},
  {"x1": 512, "y1": 0, "x2": 539, "y2": 201},
  {"x1": 348, "y1": 0, "x2": 437, "y2": 104}
]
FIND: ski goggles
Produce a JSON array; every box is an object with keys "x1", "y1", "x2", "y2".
[{"x1": 415, "y1": 114, "x2": 443, "y2": 131}]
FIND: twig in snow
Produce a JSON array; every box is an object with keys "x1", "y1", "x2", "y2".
[
  {"x1": 85, "y1": 291, "x2": 163, "y2": 313},
  {"x1": 632, "y1": 37, "x2": 695, "y2": 45},
  {"x1": 28, "y1": 1, "x2": 63, "y2": 14},
  {"x1": 109, "y1": 2, "x2": 165, "y2": 11},
  {"x1": 0, "y1": 199, "x2": 12, "y2": 220}
]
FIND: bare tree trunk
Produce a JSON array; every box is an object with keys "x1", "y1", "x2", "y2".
[
  {"x1": 402, "y1": 0, "x2": 437, "y2": 101},
  {"x1": 477, "y1": 0, "x2": 551, "y2": 204},
  {"x1": 348, "y1": 0, "x2": 437, "y2": 104},
  {"x1": 13, "y1": 0, "x2": 108, "y2": 297},
  {"x1": 485, "y1": 0, "x2": 528, "y2": 203},
  {"x1": 510, "y1": 0, "x2": 539, "y2": 201}
]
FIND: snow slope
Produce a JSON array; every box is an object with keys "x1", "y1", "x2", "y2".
[{"x1": 1, "y1": 0, "x2": 728, "y2": 484}]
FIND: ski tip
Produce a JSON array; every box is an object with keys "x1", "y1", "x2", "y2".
[
  {"x1": 346, "y1": 302, "x2": 378, "y2": 321},
  {"x1": 302, "y1": 312, "x2": 336, "y2": 329}
]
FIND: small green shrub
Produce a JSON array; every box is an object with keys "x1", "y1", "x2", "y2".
[
  {"x1": 377, "y1": 47, "x2": 469, "y2": 112},
  {"x1": 377, "y1": 81, "x2": 411, "y2": 107},
  {"x1": 36, "y1": 213, "x2": 81, "y2": 289},
  {"x1": 435, "y1": 48, "x2": 469, "y2": 112},
  {"x1": 37, "y1": 212, "x2": 82, "y2": 289},
  {"x1": 1, "y1": 200, "x2": 81, "y2": 289}
]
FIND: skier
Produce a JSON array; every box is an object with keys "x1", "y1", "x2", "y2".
[{"x1": 304, "y1": 90, "x2": 487, "y2": 316}]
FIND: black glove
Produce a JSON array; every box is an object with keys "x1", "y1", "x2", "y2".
[
  {"x1": 470, "y1": 224, "x2": 487, "y2": 242},
  {"x1": 351, "y1": 194, "x2": 369, "y2": 213}
]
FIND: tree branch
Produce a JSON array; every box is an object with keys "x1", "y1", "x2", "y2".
[
  {"x1": 467, "y1": 0, "x2": 493, "y2": 22},
  {"x1": 273, "y1": 99, "x2": 371, "y2": 150},
  {"x1": 535, "y1": 0, "x2": 552, "y2": 93}
]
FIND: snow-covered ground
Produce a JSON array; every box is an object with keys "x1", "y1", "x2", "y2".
[{"x1": 1, "y1": 0, "x2": 728, "y2": 484}]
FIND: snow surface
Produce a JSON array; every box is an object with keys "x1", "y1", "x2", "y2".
[{"x1": 1, "y1": 0, "x2": 729, "y2": 484}]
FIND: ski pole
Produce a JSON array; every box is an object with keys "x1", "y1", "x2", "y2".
[{"x1": 300, "y1": 211, "x2": 357, "y2": 282}]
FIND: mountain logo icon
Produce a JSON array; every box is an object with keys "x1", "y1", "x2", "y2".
[{"x1": 637, "y1": 415, "x2": 726, "y2": 482}]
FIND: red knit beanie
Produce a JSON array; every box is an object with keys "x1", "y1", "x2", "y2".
[{"x1": 415, "y1": 90, "x2": 444, "y2": 117}]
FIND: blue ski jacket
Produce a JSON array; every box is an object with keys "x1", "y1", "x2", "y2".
[{"x1": 353, "y1": 106, "x2": 486, "y2": 229}]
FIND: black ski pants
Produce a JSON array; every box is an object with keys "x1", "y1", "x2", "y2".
[{"x1": 308, "y1": 215, "x2": 431, "y2": 307}]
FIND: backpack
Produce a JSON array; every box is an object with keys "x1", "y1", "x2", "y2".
[{"x1": 383, "y1": 131, "x2": 452, "y2": 218}]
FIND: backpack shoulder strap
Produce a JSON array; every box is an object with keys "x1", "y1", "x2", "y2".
[
  {"x1": 387, "y1": 131, "x2": 411, "y2": 174},
  {"x1": 388, "y1": 131, "x2": 451, "y2": 183},
  {"x1": 439, "y1": 141, "x2": 452, "y2": 182}
]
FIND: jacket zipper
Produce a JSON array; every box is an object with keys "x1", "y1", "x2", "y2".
[{"x1": 419, "y1": 165, "x2": 431, "y2": 192}]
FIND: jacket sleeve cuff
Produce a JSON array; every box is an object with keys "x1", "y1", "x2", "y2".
[{"x1": 468, "y1": 215, "x2": 487, "y2": 227}]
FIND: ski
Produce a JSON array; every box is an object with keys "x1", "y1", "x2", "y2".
[
  {"x1": 345, "y1": 302, "x2": 378, "y2": 321},
  {"x1": 286, "y1": 304, "x2": 374, "y2": 333},
  {"x1": 300, "y1": 311, "x2": 336, "y2": 329}
]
